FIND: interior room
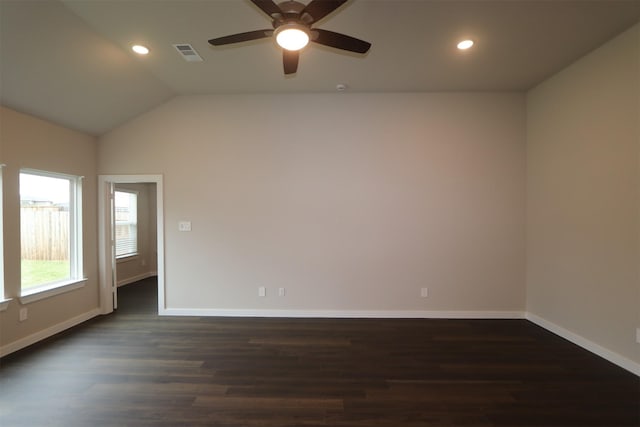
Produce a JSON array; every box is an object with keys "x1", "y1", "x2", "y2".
[{"x1": 0, "y1": 0, "x2": 638, "y2": 425}]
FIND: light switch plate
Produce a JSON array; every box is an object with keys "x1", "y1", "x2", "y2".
[{"x1": 178, "y1": 221, "x2": 192, "y2": 232}]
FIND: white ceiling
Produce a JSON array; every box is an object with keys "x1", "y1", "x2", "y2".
[{"x1": 1, "y1": 0, "x2": 639, "y2": 135}]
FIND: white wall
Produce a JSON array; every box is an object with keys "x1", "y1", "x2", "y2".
[
  {"x1": 99, "y1": 93, "x2": 526, "y2": 315},
  {"x1": 526, "y1": 24, "x2": 639, "y2": 366}
]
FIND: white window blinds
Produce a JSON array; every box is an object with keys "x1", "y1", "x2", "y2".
[{"x1": 114, "y1": 190, "x2": 137, "y2": 258}]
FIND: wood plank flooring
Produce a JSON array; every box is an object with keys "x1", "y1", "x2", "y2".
[{"x1": 1, "y1": 278, "x2": 638, "y2": 426}]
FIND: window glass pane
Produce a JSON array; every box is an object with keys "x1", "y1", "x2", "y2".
[
  {"x1": 20, "y1": 172, "x2": 72, "y2": 289},
  {"x1": 115, "y1": 191, "x2": 138, "y2": 258}
]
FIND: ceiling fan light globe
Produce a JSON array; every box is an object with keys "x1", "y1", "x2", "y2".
[{"x1": 275, "y1": 26, "x2": 310, "y2": 51}]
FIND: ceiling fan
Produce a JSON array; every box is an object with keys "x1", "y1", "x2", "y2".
[{"x1": 208, "y1": 0, "x2": 371, "y2": 75}]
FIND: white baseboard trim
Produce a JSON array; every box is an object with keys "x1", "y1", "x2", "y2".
[
  {"x1": 117, "y1": 271, "x2": 156, "y2": 287},
  {"x1": 0, "y1": 308, "x2": 101, "y2": 358},
  {"x1": 161, "y1": 308, "x2": 525, "y2": 319},
  {"x1": 526, "y1": 312, "x2": 640, "y2": 377}
]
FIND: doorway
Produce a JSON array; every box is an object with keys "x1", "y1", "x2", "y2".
[{"x1": 98, "y1": 175, "x2": 164, "y2": 315}]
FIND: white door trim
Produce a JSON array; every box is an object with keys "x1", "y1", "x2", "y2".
[{"x1": 98, "y1": 175, "x2": 164, "y2": 315}]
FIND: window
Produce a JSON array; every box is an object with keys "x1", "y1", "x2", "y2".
[
  {"x1": 114, "y1": 190, "x2": 138, "y2": 258},
  {"x1": 20, "y1": 170, "x2": 83, "y2": 292}
]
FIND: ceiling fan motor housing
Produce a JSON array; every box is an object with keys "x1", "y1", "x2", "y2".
[{"x1": 270, "y1": 1, "x2": 314, "y2": 28}]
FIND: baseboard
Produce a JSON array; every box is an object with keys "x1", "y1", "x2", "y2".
[
  {"x1": 526, "y1": 313, "x2": 640, "y2": 377},
  {"x1": 0, "y1": 308, "x2": 101, "y2": 358},
  {"x1": 117, "y1": 271, "x2": 156, "y2": 287},
  {"x1": 161, "y1": 308, "x2": 525, "y2": 319}
]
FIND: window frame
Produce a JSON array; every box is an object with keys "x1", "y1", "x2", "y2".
[
  {"x1": 0, "y1": 164, "x2": 8, "y2": 311},
  {"x1": 19, "y1": 168, "x2": 84, "y2": 299},
  {"x1": 114, "y1": 189, "x2": 139, "y2": 260}
]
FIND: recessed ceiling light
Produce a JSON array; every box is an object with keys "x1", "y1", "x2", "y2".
[
  {"x1": 132, "y1": 45, "x2": 149, "y2": 55},
  {"x1": 457, "y1": 39, "x2": 474, "y2": 50}
]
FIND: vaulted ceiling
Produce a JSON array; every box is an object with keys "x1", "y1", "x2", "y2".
[{"x1": 1, "y1": 0, "x2": 639, "y2": 135}]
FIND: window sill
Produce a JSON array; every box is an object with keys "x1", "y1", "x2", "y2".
[
  {"x1": 19, "y1": 279, "x2": 88, "y2": 305},
  {"x1": 116, "y1": 254, "x2": 139, "y2": 264},
  {"x1": 0, "y1": 298, "x2": 11, "y2": 312}
]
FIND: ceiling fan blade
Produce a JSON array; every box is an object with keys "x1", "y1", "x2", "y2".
[
  {"x1": 249, "y1": 0, "x2": 281, "y2": 18},
  {"x1": 208, "y1": 30, "x2": 273, "y2": 46},
  {"x1": 312, "y1": 29, "x2": 371, "y2": 54},
  {"x1": 302, "y1": 0, "x2": 347, "y2": 23},
  {"x1": 283, "y1": 49, "x2": 299, "y2": 74}
]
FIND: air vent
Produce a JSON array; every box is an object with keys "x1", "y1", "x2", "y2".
[{"x1": 172, "y1": 43, "x2": 203, "y2": 62}]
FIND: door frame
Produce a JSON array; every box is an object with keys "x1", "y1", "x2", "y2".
[{"x1": 98, "y1": 174, "x2": 164, "y2": 314}]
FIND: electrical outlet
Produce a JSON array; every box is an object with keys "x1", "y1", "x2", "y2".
[
  {"x1": 19, "y1": 307, "x2": 28, "y2": 322},
  {"x1": 636, "y1": 328, "x2": 640, "y2": 344},
  {"x1": 278, "y1": 287, "x2": 286, "y2": 297},
  {"x1": 420, "y1": 287, "x2": 429, "y2": 298},
  {"x1": 258, "y1": 286, "x2": 266, "y2": 297}
]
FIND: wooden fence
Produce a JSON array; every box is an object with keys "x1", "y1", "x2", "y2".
[{"x1": 20, "y1": 206, "x2": 69, "y2": 261}]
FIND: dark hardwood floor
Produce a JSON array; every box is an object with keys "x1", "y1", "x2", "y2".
[{"x1": 1, "y1": 278, "x2": 638, "y2": 426}]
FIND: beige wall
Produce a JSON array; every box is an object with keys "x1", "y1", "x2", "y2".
[
  {"x1": 100, "y1": 93, "x2": 526, "y2": 314},
  {"x1": 114, "y1": 182, "x2": 157, "y2": 286},
  {"x1": 0, "y1": 106, "x2": 99, "y2": 350},
  {"x1": 526, "y1": 24, "x2": 640, "y2": 364}
]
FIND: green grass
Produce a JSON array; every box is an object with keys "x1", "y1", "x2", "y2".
[{"x1": 21, "y1": 260, "x2": 70, "y2": 289}]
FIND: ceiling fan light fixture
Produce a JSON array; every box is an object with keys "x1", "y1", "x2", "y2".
[{"x1": 275, "y1": 24, "x2": 310, "y2": 51}]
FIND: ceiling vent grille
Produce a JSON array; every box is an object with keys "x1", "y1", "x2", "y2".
[{"x1": 173, "y1": 43, "x2": 203, "y2": 62}]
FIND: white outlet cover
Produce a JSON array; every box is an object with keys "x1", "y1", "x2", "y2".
[
  {"x1": 258, "y1": 286, "x2": 266, "y2": 297},
  {"x1": 278, "y1": 287, "x2": 286, "y2": 297},
  {"x1": 420, "y1": 288, "x2": 429, "y2": 298},
  {"x1": 636, "y1": 328, "x2": 640, "y2": 344}
]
